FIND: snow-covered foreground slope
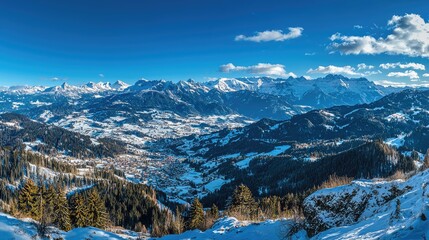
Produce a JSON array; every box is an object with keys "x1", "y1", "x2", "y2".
[
  {"x1": 156, "y1": 217, "x2": 297, "y2": 240},
  {"x1": 0, "y1": 212, "x2": 127, "y2": 240},
  {"x1": 159, "y1": 170, "x2": 429, "y2": 240},
  {"x1": 306, "y1": 170, "x2": 429, "y2": 240}
]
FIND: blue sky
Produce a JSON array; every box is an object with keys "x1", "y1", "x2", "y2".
[{"x1": 0, "y1": 0, "x2": 428, "y2": 86}]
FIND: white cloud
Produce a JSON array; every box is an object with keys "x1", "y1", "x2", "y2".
[
  {"x1": 423, "y1": 73, "x2": 429, "y2": 77},
  {"x1": 374, "y1": 80, "x2": 429, "y2": 88},
  {"x1": 50, "y1": 77, "x2": 67, "y2": 81},
  {"x1": 204, "y1": 77, "x2": 219, "y2": 81},
  {"x1": 379, "y1": 62, "x2": 425, "y2": 70},
  {"x1": 387, "y1": 70, "x2": 419, "y2": 79},
  {"x1": 99, "y1": 73, "x2": 105, "y2": 78},
  {"x1": 363, "y1": 70, "x2": 382, "y2": 76},
  {"x1": 357, "y1": 63, "x2": 375, "y2": 70},
  {"x1": 307, "y1": 64, "x2": 381, "y2": 77},
  {"x1": 330, "y1": 14, "x2": 429, "y2": 58},
  {"x1": 305, "y1": 52, "x2": 316, "y2": 56},
  {"x1": 354, "y1": 25, "x2": 363, "y2": 29},
  {"x1": 307, "y1": 65, "x2": 362, "y2": 76},
  {"x1": 220, "y1": 63, "x2": 296, "y2": 77},
  {"x1": 235, "y1": 28, "x2": 303, "y2": 42}
]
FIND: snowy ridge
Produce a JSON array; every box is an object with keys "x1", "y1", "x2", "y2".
[
  {"x1": 304, "y1": 169, "x2": 429, "y2": 239},
  {"x1": 1, "y1": 81, "x2": 129, "y2": 97},
  {"x1": 159, "y1": 170, "x2": 429, "y2": 240},
  {"x1": 157, "y1": 217, "x2": 292, "y2": 240},
  {"x1": 0, "y1": 212, "x2": 128, "y2": 239},
  {"x1": 204, "y1": 75, "x2": 392, "y2": 102}
]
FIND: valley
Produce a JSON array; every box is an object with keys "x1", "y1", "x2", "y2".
[{"x1": 0, "y1": 75, "x2": 411, "y2": 204}]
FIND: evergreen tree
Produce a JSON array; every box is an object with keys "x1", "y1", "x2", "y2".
[
  {"x1": 18, "y1": 179, "x2": 38, "y2": 216},
  {"x1": 44, "y1": 185, "x2": 56, "y2": 210},
  {"x1": 227, "y1": 184, "x2": 257, "y2": 220},
  {"x1": 173, "y1": 206, "x2": 184, "y2": 234},
  {"x1": 71, "y1": 193, "x2": 88, "y2": 227},
  {"x1": 43, "y1": 185, "x2": 56, "y2": 222},
  {"x1": 188, "y1": 198, "x2": 204, "y2": 230},
  {"x1": 32, "y1": 185, "x2": 45, "y2": 221},
  {"x1": 87, "y1": 189, "x2": 109, "y2": 229},
  {"x1": 203, "y1": 203, "x2": 219, "y2": 230},
  {"x1": 210, "y1": 204, "x2": 219, "y2": 220},
  {"x1": 54, "y1": 189, "x2": 72, "y2": 231},
  {"x1": 151, "y1": 209, "x2": 161, "y2": 237}
]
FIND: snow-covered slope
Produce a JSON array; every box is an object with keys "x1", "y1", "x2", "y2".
[
  {"x1": 0, "y1": 212, "x2": 127, "y2": 240},
  {"x1": 304, "y1": 169, "x2": 429, "y2": 239},
  {"x1": 0, "y1": 81, "x2": 129, "y2": 98},
  {"x1": 43, "y1": 81, "x2": 128, "y2": 97},
  {"x1": 159, "y1": 170, "x2": 429, "y2": 240},
  {"x1": 157, "y1": 217, "x2": 295, "y2": 240},
  {"x1": 204, "y1": 75, "x2": 396, "y2": 108}
]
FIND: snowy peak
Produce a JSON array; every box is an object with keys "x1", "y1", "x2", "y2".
[
  {"x1": 0, "y1": 74, "x2": 408, "y2": 120},
  {"x1": 128, "y1": 79, "x2": 167, "y2": 91},
  {"x1": 176, "y1": 79, "x2": 210, "y2": 93},
  {"x1": 39, "y1": 81, "x2": 128, "y2": 97},
  {"x1": 206, "y1": 78, "x2": 254, "y2": 92},
  {"x1": 111, "y1": 80, "x2": 130, "y2": 90},
  {"x1": 1, "y1": 85, "x2": 47, "y2": 94},
  {"x1": 84, "y1": 81, "x2": 111, "y2": 90},
  {"x1": 203, "y1": 75, "x2": 387, "y2": 107}
]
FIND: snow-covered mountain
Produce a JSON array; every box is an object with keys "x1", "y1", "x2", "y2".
[
  {"x1": 147, "y1": 89, "x2": 429, "y2": 202},
  {"x1": 0, "y1": 81, "x2": 129, "y2": 98},
  {"x1": 2, "y1": 85, "x2": 48, "y2": 94},
  {"x1": 111, "y1": 80, "x2": 130, "y2": 90},
  {"x1": 171, "y1": 89, "x2": 429, "y2": 159},
  {"x1": 0, "y1": 75, "x2": 406, "y2": 120},
  {"x1": 43, "y1": 81, "x2": 128, "y2": 97},
  {"x1": 205, "y1": 75, "x2": 400, "y2": 108}
]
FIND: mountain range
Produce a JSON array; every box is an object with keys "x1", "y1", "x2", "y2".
[{"x1": 0, "y1": 75, "x2": 405, "y2": 120}]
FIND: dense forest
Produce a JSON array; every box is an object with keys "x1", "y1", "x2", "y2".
[
  {"x1": 0, "y1": 146, "x2": 181, "y2": 237},
  {"x1": 202, "y1": 141, "x2": 416, "y2": 209}
]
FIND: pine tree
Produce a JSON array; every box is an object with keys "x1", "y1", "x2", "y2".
[
  {"x1": 203, "y1": 203, "x2": 219, "y2": 230},
  {"x1": 44, "y1": 185, "x2": 56, "y2": 210},
  {"x1": 173, "y1": 206, "x2": 184, "y2": 234},
  {"x1": 54, "y1": 189, "x2": 72, "y2": 231},
  {"x1": 43, "y1": 185, "x2": 56, "y2": 222},
  {"x1": 71, "y1": 193, "x2": 88, "y2": 227},
  {"x1": 87, "y1": 189, "x2": 109, "y2": 229},
  {"x1": 210, "y1": 204, "x2": 219, "y2": 220},
  {"x1": 188, "y1": 198, "x2": 204, "y2": 230},
  {"x1": 227, "y1": 184, "x2": 257, "y2": 220},
  {"x1": 18, "y1": 179, "x2": 38, "y2": 216},
  {"x1": 32, "y1": 185, "x2": 45, "y2": 221},
  {"x1": 151, "y1": 210, "x2": 162, "y2": 237}
]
